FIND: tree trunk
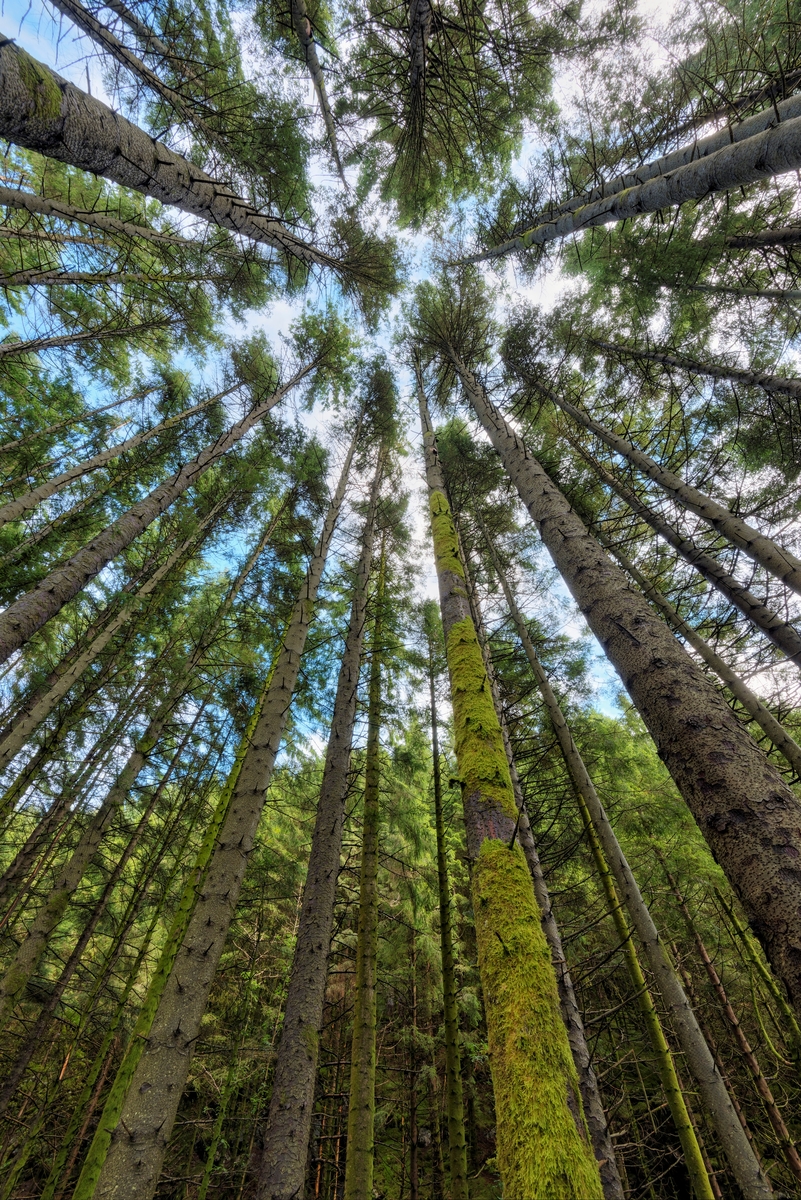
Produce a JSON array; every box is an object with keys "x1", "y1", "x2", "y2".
[
  {"x1": 79, "y1": 419, "x2": 358, "y2": 1200},
  {"x1": 533, "y1": 91, "x2": 801, "y2": 224},
  {"x1": 258, "y1": 453, "x2": 384, "y2": 1200},
  {"x1": 535, "y1": 380, "x2": 801, "y2": 596},
  {"x1": 344, "y1": 539, "x2": 387, "y2": 1200},
  {"x1": 424, "y1": 607, "x2": 470, "y2": 1200},
  {"x1": 727, "y1": 226, "x2": 801, "y2": 249},
  {"x1": 290, "y1": 0, "x2": 347, "y2": 185},
  {"x1": 0, "y1": 360, "x2": 313, "y2": 665},
  {"x1": 494, "y1": 567, "x2": 773, "y2": 1197},
  {"x1": 582, "y1": 448, "x2": 801, "y2": 665},
  {"x1": 0, "y1": 492, "x2": 231, "y2": 773},
  {"x1": 0, "y1": 385, "x2": 237, "y2": 527},
  {"x1": 0, "y1": 380, "x2": 158, "y2": 454},
  {"x1": 464, "y1": 520, "x2": 625, "y2": 1200},
  {"x1": 466, "y1": 111, "x2": 801, "y2": 262},
  {"x1": 592, "y1": 338, "x2": 801, "y2": 401},
  {"x1": 448, "y1": 350, "x2": 801, "y2": 1019},
  {"x1": 597, "y1": 531, "x2": 801, "y2": 776},
  {"x1": 662, "y1": 856, "x2": 801, "y2": 1186},
  {"x1": 418, "y1": 381, "x2": 604, "y2": 1200},
  {"x1": 0, "y1": 41, "x2": 337, "y2": 268},
  {"x1": 0, "y1": 318, "x2": 167, "y2": 360}
]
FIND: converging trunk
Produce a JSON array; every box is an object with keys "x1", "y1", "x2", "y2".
[
  {"x1": 446, "y1": 349, "x2": 801, "y2": 1017},
  {"x1": 418, "y1": 382, "x2": 604, "y2": 1200}
]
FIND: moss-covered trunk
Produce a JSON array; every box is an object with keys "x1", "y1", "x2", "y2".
[
  {"x1": 417, "y1": 383, "x2": 603, "y2": 1200},
  {"x1": 425, "y1": 610, "x2": 470, "y2": 1200},
  {"x1": 343, "y1": 541, "x2": 387, "y2": 1200}
]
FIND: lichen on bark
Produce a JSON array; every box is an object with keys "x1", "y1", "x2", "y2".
[
  {"x1": 429, "y1": 490, "x2": 465, "y2": 580},
  {"x1": 473, "y1": 839, "x2": 604, "y2": 1199},
  {"x1": 15, "y1": 48, "x2": 63, "y2": 122}
]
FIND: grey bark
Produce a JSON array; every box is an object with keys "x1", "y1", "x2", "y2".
[
  {"x1": 537, "y1": 381, "x2": 801, "y2": 596},
  {"x1": 593, "y1": 337, "x2": 801, "y2": 401},
  {"x1": 500, "y1": 587, "x2": 773, "y2": 1199},
  {"x1": 0, "y1": 496, "x2": 230, "y2": 774},
  {"x1": 0, "y1": 318, "x2": 166, "y2": 359},
  {"x1": 535, "y1": 92, "x2": 801, "y2": 224},
  {"x1": 462, "y1": 536, "x2": 624, "y2": 1200},
  {"x1": 290, "y1": 0, "x2": 347, "y2": 185},
  {"x1": 0, "y1": 40, "x2": 337, "y2": 268},
  {"x1": 92, "y1": 423, "x2": 358, "y2": 1200},
  {"x1": 584, "y1": 451, "x2": 801, "y2": 665},
  {"x1": 98, "y1": 0, "x2": 171, "y2": 56},
  {"x1": 465, "y1": 111, "x2": 801, "y2": 262},
  {"x1": 257, "y1": 454, "x2": 383, "y2": 1200},
  {"x1": 0, "y1": 184, "x2": 240, "y2": 254},
  {"x1": 726, "y1": 225, "x2": 801, "y2": 249},
  {"x1": 0, "y1": 360, "x2": 313, "y2": 665},
  {"x1": 0, "y1": 385, "x2": 237, "y2": 527},
  {"x1": 598, "y1": 532, "x2": 801, "y2": 778},
  {"x1": 447, "y1": 348, "x2": 801, "y2": 1016}
]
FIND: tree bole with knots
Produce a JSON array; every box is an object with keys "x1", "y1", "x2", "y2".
[
  {"x1": 0, "y1": 39, "x2": 337, "y2": 268},
  {"x1": 446, "y1": 348, "x2": 801, "y2": 1016}
]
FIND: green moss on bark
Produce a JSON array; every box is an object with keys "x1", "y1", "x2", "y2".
[
  {"x1": 446, "y1": 616, "x2": 517, "y2": 819},
  {"x1": 429, "y1": 490, "x2": 465, "y2": 580},
  {"x1": 16, "y1": 49, "x2": 63, "y2": 122},
  {"x1": 473, "y1": 840, "x2": 604, "y2": 1200}
]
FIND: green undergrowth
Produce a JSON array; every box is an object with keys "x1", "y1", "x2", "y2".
[{"x1": 473, "y1": 840, "x2": 604, "y2": 1200}]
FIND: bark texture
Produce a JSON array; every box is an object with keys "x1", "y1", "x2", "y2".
[
  {"x1": 419, "y1": 384, "x2": 603, "y2": 1200},
  {"x1": 468, "y1": 525, "x2": 624, "y2": 1200},
  {"x1": 0, "y1": 361, "x2": 312, "y2": 665},
  {"x1": 426, "y1": 625, "x2": 470, "y2": 1200},
  {"x1": 599, "y1": 533, "x2": 801, "y2": 777},
  {"x1": 87, "y1": 426, "x2": 357, "y2": 1200},
  {"x1": 495, "y1": 559, "x2": 770, "y2": 1199},
  {"x1": 466, "y1": 112, "x2": 801, "y2": 262},
  {"x1": 0, "y1": 40, "x2": 335, "y2": 267},
  {"x1": 585, "y1": 449, "x2": 801, "y2": 665},
  {"x1": 536, "y1": 92, "x2": 801, "y2": 222},
  {"x1": 539, "y1": 382, "x2": 801, "y2": 595},
  {"x1": 258, "y1": 459, "x2": 383, "y2": 1200},
  {"x1": 290, "y1": 0, "x2": 347, "y2": 184},
  {"x1": 451, "y1": 352, "x2": 801, "y2": 1021}
]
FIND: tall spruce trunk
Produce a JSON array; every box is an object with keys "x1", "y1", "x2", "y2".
[
  {"x1": 289, "y1": 0, "x2": 347, "y2": 184},
  {"x1": 463, "y1": 518, "x2": 624, "y2": 1200},
  {"x1": 0, "y1": 41, "x2": 337, "y2": 268},
  {"x1": 661, "y1": 854, "x2": 801, "y2": 1186},
  {"x1": 597, "y1": 532, "x2": 801, "y2": 776},
  {"x1": 424, "y1": 610, "x2": 470, "y2": 1200},
  {"x1": 343, "y1": 540, "x2": 387, "y2": 1200},
  {"x1": 0, "y1": 505, "x2": 280, "y2": 1026},
  {"x1": 257, "y1": 454, "x2": 384, "y2": 1200},
  {"x1": 418, "y1": 386, "x2": 603, "y2": 1200},
  {"x1": 81, "y1": 422, "x2": 358, "y2": 1200},
  {"x1": 465, "y1": 111, "x2": 801, "y2": 263},
  {"x1": 0, "y1": 385, "x2": 238, "y2": 527},
  {"x1": 592, "y1": 339, "x2": 801, "y2": 401},
  {"x1": 490, "y1": 560, "x2": 769, "y2": 1197},
  {"x1": 535, "y1": 382, "x2": 801, "y2": 595},
  {"x1": 0, "y1": 361, "x2": 314, "y2": 665},
  {"x1": 580, "y1": 446, "x2": 801, "y2": 664},
  {"x1": 0, "y1": 493, "x2": 232, "y2": 773},
  {"x1": 449, "y1": 350, "x2": 801, "y2": 1016}
]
